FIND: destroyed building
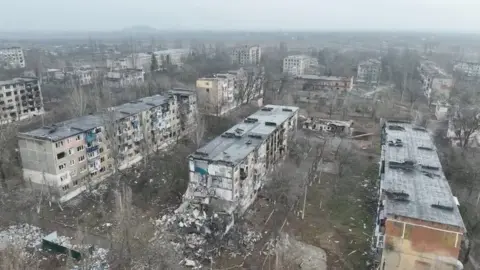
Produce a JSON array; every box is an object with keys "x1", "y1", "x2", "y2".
[
  {"x1": 184, "y1": 105, "x2": 299, "y2": 214},
  {"x1": 374, "y1": 121, "x2": 466, "y2": 270},
  {"x1": 18, "y1": 89, "x2": 197, "y2": 202},
  {"x1": 0, "y1": 77, "x2": 44, "y2": 125},
  {"x1": 302, "y1": 118, "x2": 353, "y2": 136}
]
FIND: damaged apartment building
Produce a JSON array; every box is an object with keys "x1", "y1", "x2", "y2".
[
  {"x1": 184, "y1": 105, "x2": 299, "y2": 215},
  {"x1": 0, "y1": 77, "x2": 44, "y2": 125},
  {"x1": 374, "y1": 121, "x2": 466, "y2": 270},
  {"x1": 196, "y1": 67, "x2": 265, "y2": 116},
  {"x1": 17, "y1": 89, "x2": 197, "y2": 202}
]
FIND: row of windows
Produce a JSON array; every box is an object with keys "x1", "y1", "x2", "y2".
[{"x1": 55, "y1": 135, "x2": 82, "y2": 148}]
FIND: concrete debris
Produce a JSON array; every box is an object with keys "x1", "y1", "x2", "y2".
[
  {"x1": 156, "y1": 203, "x2": 263, "y2": 268},
  {"x1": 0, "y1": 224, "x2": 44, "y2": 249},
  {"x1": 184, "y1": 258, "x2": 198, "y2": 267}
]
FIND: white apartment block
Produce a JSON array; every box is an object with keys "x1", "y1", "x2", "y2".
[
  {"x1": 418, "y1": 61, "x2": 453, "y2": 103},
  {"x1": 357, "y1": 59, "x2": 381, "y2": 85},
  {"x1": 105, "y1": 68, "x2": 145, "y2": 88},
  {"x1": 154, "y1": 49, "x2": 190, "y2": 67},
  {"x1": 125, "y1": 49, "x2": 191, "y2": 71},
  {"x1": 283, "y1": 55, "x2": 317, "y2": 76},
  {"x1": 0, "y1": 77, "x2": 44, "y2": 125},
  {"x1": 184, "y1": 105, "x2": 299, "y2": 214},
  {"x1": 231, "y1": 45, "x2": 261, "y2": 66},
  {"x1": 106, "y1": 58, "x2": 128, "y2": 70},
  {"x1": 453, "y1": 61, "x2": 480, "y2": 78},
  {"x1": 0, "y1": 47, "x2": 26, "y2": 69},
  {"x1": 18, "y1": 89, "x2": 197, "y2": 202}
]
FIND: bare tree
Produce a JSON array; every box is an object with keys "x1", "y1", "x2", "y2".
[
  {"x1": 67, "y1": 86, "x2": 88, "y2": 118},
  {"x1": 109, "y1": 184, "x2": 134, "y2": 269},
  {"x1": 451, "y1": 107, "x2": 480, "y2": 149},
  {"x1": 190, "y1": 111, "x2": 205, "y2": 147}
]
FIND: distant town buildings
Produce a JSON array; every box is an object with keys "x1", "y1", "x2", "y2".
[
  {"x1": 418, "y1": 61, "x2": 453, "y2": 103},
  {"x1": 0, "y1": 77, "x2": 44, "y2": 125},
  {"x1": 184, "y1": 105, "x2": 299, "y2": 213},
  {"x1": 231, "y1": 45, "x2": 261, "y2": 66},
  {"x1": 453, "y1": 60, "x2": 480, "y2": 78},
  {"x1": 294, "y1": 74, "x2": 354, "y2": 92},
  {"x1": 375, "y1": 121, "x2": 466, "y2": 270},
  {"x1": 356, "y1": 59, "x2": 381, "y2": 85},
  {"x1": 105, "y1": 69, "x2": 145, "y2": 88},
  {"x1": 282, "y1": 55, "x2": 318, "y2": 76},
  {"x1": 18, "y1": 89, "x2": 197, "y2": 202},
  {"x1": 0, "y1": 47, "x2": 25, "y2": 69},
  {"x1": 123, "y1": 49, "x2": 191, "y2": 71}
]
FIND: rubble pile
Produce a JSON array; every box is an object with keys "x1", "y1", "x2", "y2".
[
  {"x1": 156, "y1": 203, "x2": 264, "y2": 268},
  {"x1": 0, "y1": 224, "x2": 44, "y2": 249}
]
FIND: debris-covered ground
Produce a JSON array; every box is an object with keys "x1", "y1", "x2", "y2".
[
  {"x1": 0, "y1": 223, "x2": 109, "y2": 269},
  {"x1": 154, "y1": 202, "x2": 264, "y2": 268}
]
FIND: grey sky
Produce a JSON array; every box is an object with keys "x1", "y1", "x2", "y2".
[{"x1": 2, "y1": 0, "x2": 480, "y2": 32}]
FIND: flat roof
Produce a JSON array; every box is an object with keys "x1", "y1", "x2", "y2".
[
  {"x1": 169, "y1": 88, "x2": 196, "y2": 96},
  {"x1": 19, "y1": 94, "x2": 172, "y2": 142},
  {"x1": 0, "y1": 77, "x2": 38, "y2": 86},
  {"x1": 191, "y1": 105, "x2": 298, "y2": 165},
  {"x1": 382, "y1": 121, "x2": 465, "y2": 229},
  {"x1": 295, "y1": 75, "x2": 350, "y2": 81}
]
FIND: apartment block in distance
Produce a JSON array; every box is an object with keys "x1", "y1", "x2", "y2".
[
  {"x1": 184, "y1": 105, "x2": 299, "y2": 214},
  {"x1": 453, "y1": 60, "x2": 480, "y2": 78},
  {"x1": 283, "y1": 55, "x2": 318, "y2": 76},
  {"x1": 231, "y1": 45, "x2": 261, "y2": 66},
  {"x1": 295, "y1": 74, "x2": 354, "y2": 92},
  {"x1": 0, "y1": 47, "x2": 25, "y2": 69},
  {"x1": 418, "y1": 61, "x2": 453, "y2": 103},
  {"x1": 374, "y1": 120, "x2": 465, "y2": 270},
  {"x1": 357, "y1": 58, "x2": 382, "y2": 85},
  {"x1": 18, "y1": 89, "x2": 197, "y2": 202},
  {"x1": 0, "y1": 77, "x2": 44, "y2": 125}
]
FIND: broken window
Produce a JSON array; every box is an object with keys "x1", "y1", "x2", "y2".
[{"x1": 56, "y1": 152, "x2": 66, "y2": 160}]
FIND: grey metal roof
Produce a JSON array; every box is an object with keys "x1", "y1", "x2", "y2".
[
  {"x1": 19, "y1": 94, "x2": 171, "y2": 142},
  {"x1": 191, "y1": 105, "x2": 298, "y2": 165},
  {"x1": 382, "y1": 121, "x2": 465, "y2": 229}
]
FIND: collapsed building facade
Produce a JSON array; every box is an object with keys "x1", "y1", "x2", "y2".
[
  {"x1": 374, "y1": 121, "x2": 466, "y2": 270},
  {"x1": 18, "y1": 89, "x2": 197, "y2": 202},
  {"x1": 184, "y1": 105, "x2": 299, "y2": 215},
  {"x1": 0, "y1": 77, "x2": 44, "y2": 125}
]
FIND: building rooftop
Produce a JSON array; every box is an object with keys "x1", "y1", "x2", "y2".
[
  {"x1": 420, "y1": 61, "x2": 451, "y2": 78},
  {"x1": 359, "y1": 59, "x2": 381, "y2": 66},
  {"x1": 0, "y1": 77, "x2": 38, "y2": 86},
  {"x1": 284, "y1": 55, "x2": 311, "y2": 60},
  {"x1": 19, "y1": 94, "x2": 172, "y2": 142},
  {"x1": 295, "y1": 75, "x2": 351, "y2": 81},
  {"x1": 169, "y1": 88, "x2": 196, "y2": 96},
  {"x1": 191, "y1": 105, "x2": 298, "y2": 165},
  {"x1": 382, "y1": 121, "x2": 465, "y2": 229}
]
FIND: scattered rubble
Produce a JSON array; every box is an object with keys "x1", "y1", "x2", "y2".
[
  {"x1": 155, "y1": 203, "x2": 264, "y2": 268},
  {"x1": 0, "y1": 224, "x2": 44, "y2": 249}
]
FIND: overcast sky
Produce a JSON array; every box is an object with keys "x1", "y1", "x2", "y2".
[{"x1": 2, "y1": 0, "x2": 479, "y2": 32}]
